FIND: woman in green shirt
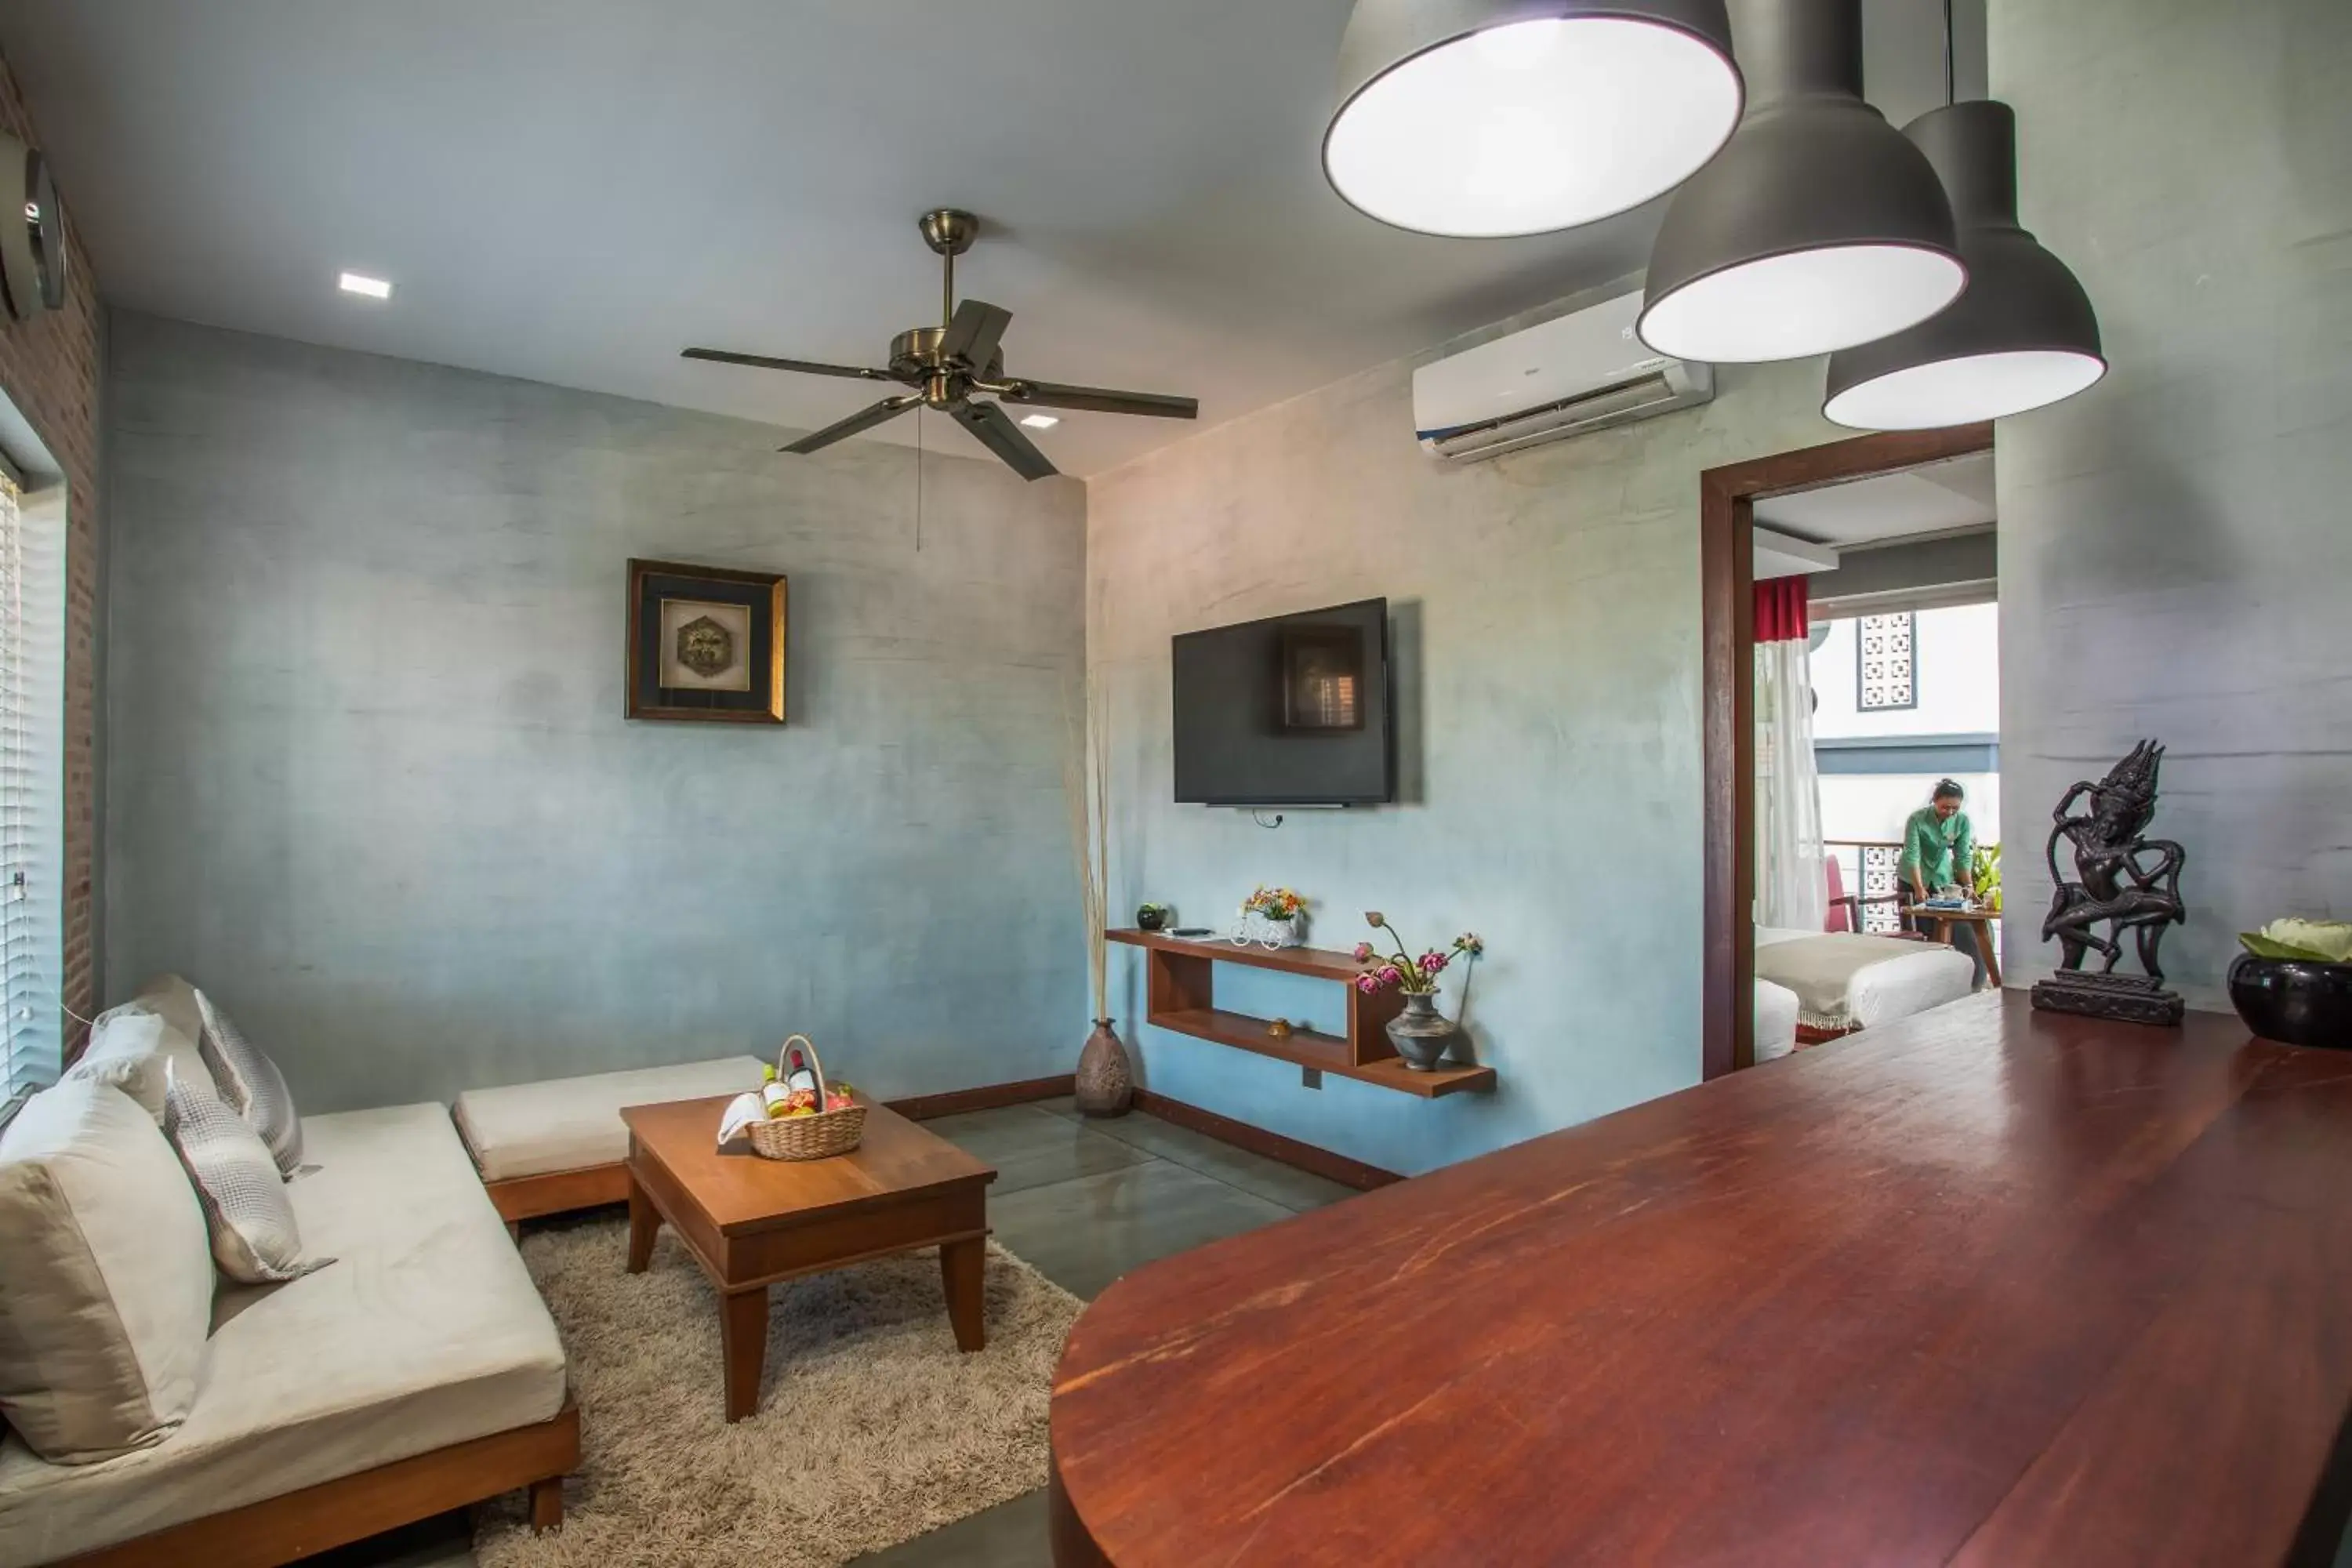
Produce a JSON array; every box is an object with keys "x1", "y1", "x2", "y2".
[{"x1": 1899, "y1": 779, "x2": 1981, "y2": 980}]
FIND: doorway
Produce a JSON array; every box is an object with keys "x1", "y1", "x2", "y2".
[{"x1": 1698, "y1": 425, "x2": 1994, "y2": 1080}]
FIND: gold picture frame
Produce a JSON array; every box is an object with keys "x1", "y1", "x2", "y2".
[{"x1": 626, "y1": 558, "x2": 787, "y2": 724}]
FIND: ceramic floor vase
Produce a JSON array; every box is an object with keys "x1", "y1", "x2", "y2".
[{"x1": 1076, "y1": 1018, "x2": 1134, "y2": 1116}]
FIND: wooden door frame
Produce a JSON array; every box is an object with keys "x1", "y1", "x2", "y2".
[{"x1": 1700, "y1": 423, "x2": 1994, "y2": 1081}]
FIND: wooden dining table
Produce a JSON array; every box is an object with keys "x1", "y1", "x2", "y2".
[{"x1": 1047, "y1": 992, "x2": 2352, "y2": 1566}]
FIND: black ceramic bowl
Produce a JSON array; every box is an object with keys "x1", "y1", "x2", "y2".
[{"x1": 2229, "y1": 955, "x2": 2352, "y2": 1049}]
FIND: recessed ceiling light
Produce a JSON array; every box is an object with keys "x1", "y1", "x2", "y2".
[
  {"x1": 338, "y1": 271, "x2": 393, "y2": 300},
  {"x1": 1018, "y1": 413, "x2": 1059, "y2": 430}
]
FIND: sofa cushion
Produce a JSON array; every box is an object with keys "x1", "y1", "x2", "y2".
[
  {"x1": 0, "y1": 1103, "x2": 568, "y2": 1565},
  {"x1": 160, "y1": 1065, "x2": 328, "y2": 1285},
  {"x1": 59, "y1": 1011, "x2": 173, "y2": 1123},
  {"x1": 191, "y1": 989, "x2": 303, "y2": 1177},
  {"x1": 453, "y1": 1055, "x2": 764, "y2": 1182},
  {"x1": 78, "y1": 992, "x2": 216, "y2": 1125},
  {"x1": 0, "y1": 1079, "x2": 213, "y2": 1465}
]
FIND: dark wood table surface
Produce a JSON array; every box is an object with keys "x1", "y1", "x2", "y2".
[
  {"x1": 1048, "y1": 993, "x2": 2352, "y2": 1566},
  {"x1": 622, "y1": 1094, "x2": 995, "y2": 1421}
]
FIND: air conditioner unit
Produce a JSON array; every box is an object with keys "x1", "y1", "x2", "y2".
[{"x1": 1412, "y1": 292, "x2": 1714, "y2": 463}]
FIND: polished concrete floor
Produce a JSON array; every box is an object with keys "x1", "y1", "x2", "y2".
[{"x1": 306, "y1": 1096, "x2": 1355, "y2": 1568}]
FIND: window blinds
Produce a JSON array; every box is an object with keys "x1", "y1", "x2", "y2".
[{"x1": 0, "y1": 468, "x2": 64, "y2": 1105}]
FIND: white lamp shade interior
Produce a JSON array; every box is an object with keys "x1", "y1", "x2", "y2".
[
  {"x1": 1325, "y1": 17, "x2": 1741, "y2": 238},
  {"x1": 1638, "y1": 244, "x2": 1965, "y2": 362},
  {"x1": 1824, "y1": 347, "x2": 2107, "y2": 429}
]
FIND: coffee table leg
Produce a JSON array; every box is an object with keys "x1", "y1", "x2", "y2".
[
  {"x1": 626, "y1": 1171, "x2": 659, "y2": 1274},
  {"x1": 720, "y1": 1287, "x2": 768, "y2": 1422},
  {"x1": 942, "y1": 1237, "x2": 985, "y2": 1353}
]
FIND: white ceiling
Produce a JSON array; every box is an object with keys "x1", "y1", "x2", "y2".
[
  {"x1": 1752, "y1": 450, "x2": 1995, "y2": 548},
  {"x1": 0, "y1": 0, "x2": 1980, "y2": 477}
]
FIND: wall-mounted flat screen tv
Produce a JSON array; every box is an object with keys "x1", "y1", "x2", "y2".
[{"x1": 1172, "y1": 597, "x2": 1394, "y2": 806}]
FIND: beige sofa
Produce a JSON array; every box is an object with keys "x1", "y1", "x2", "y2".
[
  {"x1": 454, "y1": 1054, "x2": 765, "y2": 1224},
  {"x1": 0, "y1": 983, "x2": 575, "y2": 1568}
]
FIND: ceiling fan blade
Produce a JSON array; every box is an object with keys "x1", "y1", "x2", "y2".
[
  {"x1": 951, "y1": 399, "x2": 1058, "y2": 482},
  {"x1": 684, "y1": 347, "x2": 896, "y2": 382},
  {"x1": 938, "y1": 299, "x2": 1014, "y2": 370},
  {"x1": 782, "y1": 394, "x2": 920, "y2": 455},
  {"x1": 998, "y1": 379, "x2": 1198, "y2": 419}
]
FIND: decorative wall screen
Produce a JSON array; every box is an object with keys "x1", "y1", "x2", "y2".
[
  {"x1": 1858, "y1": 844, "x2": 1904, "y2": 935},
  {"x1": 1857, "y1": 612, "x2": 1917, "y2": 711}
]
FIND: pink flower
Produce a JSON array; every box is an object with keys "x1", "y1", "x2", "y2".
[
  {"x1": 1354, "y1": 974, "x2": 1377, "y2": 994},
  {"x1": 1419, "y1": 950, "x2": 1446, "y2": 975},
  {"x1": 1352, "y1": 942, "x2": 1374, "y2": 962},
  {"x1": 1380, "y1": 964, "x2": 1403, "y2": 985}
]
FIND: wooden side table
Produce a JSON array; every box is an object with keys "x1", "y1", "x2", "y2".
[
  {"x1": 1918, "y1": 907, "x2": 2003, "y2": 989},
  {"x1": 621, "y1": 1094, "x2": 996, "y2": 1422}
]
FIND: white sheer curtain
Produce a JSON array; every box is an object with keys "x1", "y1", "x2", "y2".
[{"x1": 1755, "y1": 579, "x2": 1826, "y2": 932}]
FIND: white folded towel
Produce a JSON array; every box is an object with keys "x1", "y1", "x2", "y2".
[{"x1": 717, "y1": 1091, "x2": 766, "y2": 1148}]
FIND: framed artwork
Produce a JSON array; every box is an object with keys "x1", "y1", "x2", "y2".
[{"x1": 626, "y1": 558, "x2": 787, "y2": 724}]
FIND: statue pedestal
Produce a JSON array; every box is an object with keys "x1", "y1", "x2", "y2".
[{"x1": 2031, "y1": 971, "x2": 2185, "y2": 1027}]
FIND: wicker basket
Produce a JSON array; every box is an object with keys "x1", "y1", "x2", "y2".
[{"x1": 746, "y1": 1035, "x2": 866, "y2": 1160}]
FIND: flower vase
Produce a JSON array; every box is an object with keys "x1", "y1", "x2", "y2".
[
  {"x1": 1385, "y1": 991, "x2": 1461, "y2": 1073},
  {"x1": 1245, "y1": 912, "x2": 1305, "y2": 949},
  {"x1": 1075, "y1": 1018, "x2": 1134, "y2": 1116}
]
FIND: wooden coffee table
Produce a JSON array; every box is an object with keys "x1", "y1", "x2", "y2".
[{"x1": 620, "y1": 1094, "x2": 996, "y2": 1422}]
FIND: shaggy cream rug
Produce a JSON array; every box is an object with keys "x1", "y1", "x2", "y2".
[{"x1": 474, "y1": 1215, "x2": 1081, "y2": 1568}]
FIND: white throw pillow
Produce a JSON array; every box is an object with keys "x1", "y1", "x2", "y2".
[
  {"x1": 160, "y1": 1062, "x2": 330, "y2": 1284},
  {"x1": 60, "y1": 1011, "x2": 177, "y2": 1123},
  {"x1": 192, "y1": 989, "x2": 303, "y2": 1177},
  {"x1": 0, "y1": 1078, "x2": 214, "y2": 1463}
]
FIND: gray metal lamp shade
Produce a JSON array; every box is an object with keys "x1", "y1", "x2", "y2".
[
  {"x1": 1323, "y1": 0, "x2": 1743, "y2": 238},
  {"x1": 1637, "y1": 0, "x2": 1963, "y2": 362},
  {"x1": 1824, "y1": 102, "x2": 2104, "y2": 428}
]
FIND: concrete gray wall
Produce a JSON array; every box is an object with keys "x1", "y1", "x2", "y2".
[
  {"x1": 104, "y1": 314, "x2": 1087, "y2": 1112},
  {"x1": 1087, "y1": 286, "x2": 1842, "y2": 1176},
  {"x1": 1991, "y1": 0, "x2": 2352, "y2": 1004}
]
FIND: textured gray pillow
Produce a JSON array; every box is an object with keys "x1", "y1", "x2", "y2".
[
  {"x1": 160, "y1": 1063, "x2": 330, "y2": 1285},
  {"x1": 192, "y1": 989, "x2": 302, "y2": 1176}
]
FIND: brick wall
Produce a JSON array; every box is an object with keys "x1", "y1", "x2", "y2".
[{"x1": 0, "y1": 48, "x2": 101, "y2": 1044}]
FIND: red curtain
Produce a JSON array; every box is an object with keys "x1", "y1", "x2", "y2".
[{"x1": 1755, "y1": 577, "x2": 1809, "y2": 643}]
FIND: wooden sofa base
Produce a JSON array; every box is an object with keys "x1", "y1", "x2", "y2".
[
  {"x1": 60, "y1": 1400, "x2": 579, "y2": 1568},
  {"x1": 487, "y1": 1162, "x2": 634, "y2": 1224}
]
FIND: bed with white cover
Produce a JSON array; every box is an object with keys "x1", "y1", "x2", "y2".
[
  {"x1": 1755, "y1": 926, "x2": 1977, "y2": 1035},
  {"x1": 1755, "y1": 978, "x2": 1802, "y2": 1062}
]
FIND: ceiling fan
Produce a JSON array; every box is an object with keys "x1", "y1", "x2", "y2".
[{"x1": 683, "y1": 209, "x2": 1199, "y2": 481}]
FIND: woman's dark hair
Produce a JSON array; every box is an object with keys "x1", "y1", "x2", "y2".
[{"x1": 1933, "y1": 779, "x2": 1965, "y2": 801}]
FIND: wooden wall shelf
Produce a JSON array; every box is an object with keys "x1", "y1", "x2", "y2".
[{"x1": 1106, "y1": 930, "x2": 1496, "y2": 1099}]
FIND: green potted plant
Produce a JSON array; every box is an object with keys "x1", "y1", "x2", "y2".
[
  {"x1": 2230, "y1": 918, "x2": 2352, "y2": 1049},
  {"x1": 1970, "y1": 842, "x2": 2002, "y2": 914}
]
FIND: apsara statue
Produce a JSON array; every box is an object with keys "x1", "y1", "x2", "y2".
[{"x1": 2031, "y1": 739, "x2": 2187, "y2": 1025}]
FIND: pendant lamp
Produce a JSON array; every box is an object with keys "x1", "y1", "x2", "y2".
[
  {"x1": 1323, "y1": 0, "x2": 1744, "y2": 239},
  {"x1": 1637, "y1": 0, "x2": 1964, "y2": 363},
  {"x1": 1823, "y1": 101, "x2": 2103, "y2": 427}
]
